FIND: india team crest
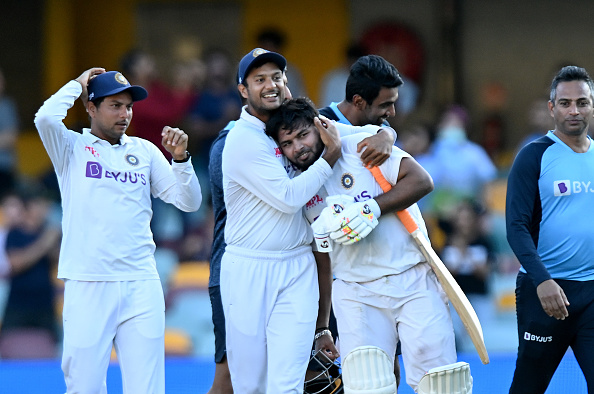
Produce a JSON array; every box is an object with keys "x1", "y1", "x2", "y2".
[
  {"x1": 253, "y1": 48, "x2": 269, "y2": 57},
  {"x1": 115, "y1": 72, "x2": 129, "y2": 85},
  {"x1": 125, "y1": 154, "x2": 139, "y2": 166},
  {"x1": 341, "y1": 173, "x2": 355, "y2": 189}
]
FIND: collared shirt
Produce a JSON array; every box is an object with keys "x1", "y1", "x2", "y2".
[
  {"x1": 222, "y1": 107, "x2": 334, "y2": 251},
  {"x1": 304, "y1": 133, "x2": 427, "y2": 282},
  {"x1": 34, "y1": 80, "x2": 202, "y2": 281}
]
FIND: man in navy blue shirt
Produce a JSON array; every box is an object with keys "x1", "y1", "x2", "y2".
[{"x1": 506, "y1": 65, "x2": 594, "y2": 393}]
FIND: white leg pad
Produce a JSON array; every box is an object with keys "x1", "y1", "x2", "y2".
[
  {"x1": 417, "y1": 362, "x2": 473, "y2": 394},
  {"x1": 342, "y1": 346, "x2": 397, "y2": 394}
]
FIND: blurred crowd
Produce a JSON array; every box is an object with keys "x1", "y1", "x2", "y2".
[{"x1": 0, "y1": 27, "x2": 562, "y2": 359}]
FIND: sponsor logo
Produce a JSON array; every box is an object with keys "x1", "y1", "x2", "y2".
[
  {"x1": 306, "y1": 194, "x2": 324, "y2": 209},
  {"x1": 554, "y1": 180, "x2": 570, "y2": 196},
  {"x1": 332, "y1": 203, "x2": 345, "y2": 214},
  {"x1": 354, "y1": 190, "x2": 372, "y2": 202},
  {"x1": 85, "y1": 146, "x2": 100, "y2": 158},
  {"x1": 86, "y1": 162, "x2": 103, "y2": 178},
  {"x1": 85, "y1": 161, "x2": 147, "y2": 185},
  {"x1": 125, "y1": 154, "x2": 139, "y2": 166},
  {"x1": 523, "y1": 332, "x2": 553, "y2": 343},
  {"x1": 274, "y1": 147, "x2": 283, "y2": 158},
  {"x1": 554, "y1": 180, "x2": 594, "y2": 196},
  {"x1": 341, "y1": 173, "x2": 354, "y2": 189},
  {"x1": 362, "y1": 204, "x2": 371, "y2": 215}
]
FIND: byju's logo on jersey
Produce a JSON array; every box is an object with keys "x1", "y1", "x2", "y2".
[
  {"x1": 554, "y1": 180, "x2": 571, "y2": 196},
  {"x1": 85, "y1": 161, "x2": 147, "y2": 185},
  {"x1": 553, "y1": 180, "x2": 594, "y2": 196},
  {"x1": 86, "y1": 162, "x2": 103, "y2": 178}
]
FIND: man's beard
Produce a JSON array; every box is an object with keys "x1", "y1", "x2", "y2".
[{"x1": 294, "y1": 139, "x2": 325, "y2": 171}]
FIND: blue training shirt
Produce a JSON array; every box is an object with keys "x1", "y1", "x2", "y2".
[
  {"x1": 208, "y1": 120, "x2": 235, "y2": 288},
  {"x1": 506, "y1": 131, "x2": 594, "y2": 286}
]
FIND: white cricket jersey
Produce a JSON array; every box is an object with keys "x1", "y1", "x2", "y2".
[
  {"x1": 304, "y1": 132, "x2": 428, "y2": 282},
  {"x1": 34, "y1": 80, "x2": 202, "y2": 281},
  {"x1": 221, "y1": 107, "x2": 332, "y2": 250}
]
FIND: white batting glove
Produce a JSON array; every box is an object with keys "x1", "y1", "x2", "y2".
[
  {"x1": 310, "y1": 195, "x2": 355, "y2": 253},
  {"x1": 329, "y1": 199, "x2": 381, "y2": 245},
  {"x1": 311, "y1": 207, "x2": 336, "y2": 253}
]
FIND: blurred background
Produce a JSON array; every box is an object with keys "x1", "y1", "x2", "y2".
[{"x1": 0, "y1": 0, "x2": 592, "y2": 392}]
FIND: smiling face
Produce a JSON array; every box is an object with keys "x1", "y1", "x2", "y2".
[
  {"x1": 358, "y1": 86, "x2": 399, "y2": 126},
  {"x1": 549, "y1": 80, "x2": 594, "y2": 138},
  {"x1": 88, "y1": 91, "x2": 134, "y2": 145},
  {"x1": 277, "y1": 122, "x2": 325, "y2": 171},
  {"x1": 238, "y1": 62, "x2": 286, "y2": 122}
]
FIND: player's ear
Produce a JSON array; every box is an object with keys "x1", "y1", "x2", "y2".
[
  {"x1": 353, "y1": 94, "x2": 366, "y2": 110},
  {"x1": 238, "y1": 84, "x2": 249, "y2": 100},
  {"x1": 86, "y1": 101, "x2": 97, "y2": 118}
]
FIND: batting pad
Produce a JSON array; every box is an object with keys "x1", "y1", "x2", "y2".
[
  {"x1": 417, "y1": 362, "x2": 472, "y2": 394},
  {"x1": 342, "y1": 346, "x2": 396, "y2": 394}
]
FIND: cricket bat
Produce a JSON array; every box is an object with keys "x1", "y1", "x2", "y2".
[{"x1": 367, "y1": 166, "x2": 490, "y2": 365}]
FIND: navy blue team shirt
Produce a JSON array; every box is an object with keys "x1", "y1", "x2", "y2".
[
  {"x1": 506, "y1": 131, "x2": 594, "y2": 286},
  {"x1": 208, "y1": 122, "x2": 233, "y2": 288}
]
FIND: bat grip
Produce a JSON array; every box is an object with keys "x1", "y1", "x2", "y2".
[
  {"x1": 396, "y1": 210, "x2": 420, "y2": 234},
  {"x1": 367, "y1": 166, "x2": 392, "y2": 192},
  {"x1": 367, "y1": 165, "x2": 420, "y2": 234}
]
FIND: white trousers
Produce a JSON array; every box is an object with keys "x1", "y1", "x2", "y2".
[
  {"x1": 61, "y1": 279, "x2": 165, "y2": 394},
  {"x1": 221, "y1": 245, "x2": 319, "y2": 394},
  {"x1": 333, "y1": 263, "x2": 457, "y2": 392}
]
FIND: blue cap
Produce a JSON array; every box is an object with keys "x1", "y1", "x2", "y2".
[
  {"x1": 87, "y1": 71, "x2": 148, "y2": 102},
  {"x1": 237, "y1": 48, "x2": 287, "y2": 85}
]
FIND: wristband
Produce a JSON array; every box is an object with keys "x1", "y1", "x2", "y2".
[
  {"x1": 367, "y1": 198, "x2": 382, "y2": 219},
  {"x1": 173, "y1": 151, "x2": 190, "y2": 163},
  {"x1": 314, "y1": 329, "x2": 332, "y2": 341},
  {"x1": 315, "y1": 326, "x2": 329, "y2": 334}
]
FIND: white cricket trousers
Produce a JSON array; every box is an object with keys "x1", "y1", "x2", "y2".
[
  {"x1": 333, "y1": 262, "x2": 457, "y2": 392},
  {"x1": 61, "y1": 279, "x2": 165, "y2": 394},
  {"x1": 220, "y1": 245, "x2": 319, "y2": 394}
]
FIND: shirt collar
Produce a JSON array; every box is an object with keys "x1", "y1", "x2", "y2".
[
  {"x1": 82, "y1": 128, "x2": 131, "y2": 146},
  {"x1": 239, "y1": 106, "x2": 266, "y2": 130},
  {"x1": 330, "y1": 102, "x2": 352, "y2": 125}
]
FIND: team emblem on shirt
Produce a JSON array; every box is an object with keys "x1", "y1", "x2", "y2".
[
  {"x1": 125, "y1": 154, "x2": 139, "y2": 166},
  {"x1": 341, "y1": 173, "x2": 355, "y2": 189}
]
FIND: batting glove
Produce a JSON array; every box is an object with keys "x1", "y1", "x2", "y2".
[
  {"x1": 310, "y1": 195, "x2": 355, "y2": 252},
  {"x1": 311, "y1": 206, "x2": 336, "y2": 253},
  {"x1": 329, "y1": 199, "x2": 381, "y2": 245}
]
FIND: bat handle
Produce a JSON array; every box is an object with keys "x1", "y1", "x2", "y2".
[
  {"x1": 367, "y1": 166, "x2": 392, "y2": 192},
  {"x1": 396, "y1": 210, "x2": 420, "y2": 234},
  {"x1": 367, "y1": 165, "x2": 420, "y2": 234}
]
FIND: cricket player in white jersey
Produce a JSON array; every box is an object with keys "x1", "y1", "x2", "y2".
[
  {"x1": 266, "y1": 98, "x2": 458, "y2": 393},
  {"x1": 34, "y1": 68, "x2": 202, "y2": 394},
  {"x1": 220, "y1": 48, "x2": 396, "y2": 393}
]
